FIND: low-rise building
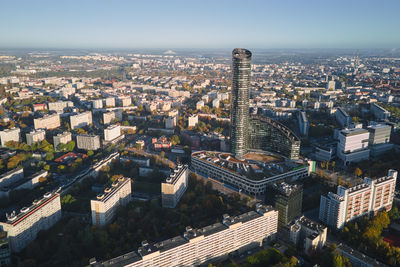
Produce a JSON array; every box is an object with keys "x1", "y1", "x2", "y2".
[
  {"x1": 0, "y1": 190, "x2": 61, "y2": 252},
  {"x1": 161, "y1": 164, "x2": 188, "y2": 208},
  {"x1": 91, "y1": 177, "x2": 132, "y2": 226}
]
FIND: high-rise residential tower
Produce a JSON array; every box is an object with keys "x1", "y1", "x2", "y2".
[{"x1": 230, "y1": 48, "x2": 252, "y2": 159}]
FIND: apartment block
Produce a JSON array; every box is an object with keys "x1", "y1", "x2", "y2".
[
  {"x1": 297, "y1": 111, "x2": 309, "y2": 136},
  {"x1": 34, "y1": 113, "x2": 61, "y2": 130},
  {"x1": 26, "y1": 129, "x2": 46, "y2": 145},
  {"x1": 105, "y1": 97, "x2": 116, "y2": 107},
  {"x1": 161, "y1": 164, "x2": 188, "y2": 208},
  {"x1": 196, "y1": 100, "x2": 204, "y2": 110},
  {"x1": 335, "y1": 107, "x2": 351, "y2": 128},
  {"x1": 371, "y1": 103, "x2": 390, "y2": 121},
  {"x1": 0, "y1": 190, "x2": 61, "y2": 252},
  {"x1": 289, "y1": 216, "x2": 327, "y2": 255},
  {"x1": 70, "y1": 111, "x2": 92, "y2": 130},
  {"x1": 319, "y1": 169, "x2": 397, "y2": 229},
  {"x1": 53, "y1": 131, "x2": 72, "y2": 151},
  {"x1": 188, "y1": 114, "x2": 198, "y2": 127},
  {"x1": 118, "y1": 97, "x2": 132, "y2": 107},
  {"x1": 93, "y1": 205, "x2": 278, "y2": 267},
  {"x1": 165, "y1": 116, "x2": 177, "y2": 129},
  {"x1": 77, "y1": 134, "x2": 101, "y2": 151},
  {"x1": 92, "y1": 99, "x2": 103, "y2": 109},
  {"x1": 0, "y1": 128, "x2": 20, "y2": 146},
  {"x1": 48, "y1": 101, "x2": 73, "y2": 112},
  {"x1": 91, "y1": 177, "x2": 132, "y2": 226},
  {"x1": 103, "y1": 110, "x2": 122, "y2": 125},
  {"x1": 104, "y1": 125, "x2": 121, "y2": 142},
  {"x1": 0, "y1": 168, "x2": 24, "y2": 188}
]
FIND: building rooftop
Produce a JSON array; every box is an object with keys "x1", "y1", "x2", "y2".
[
  {"x1": 164, "y1": 164, "x2": 187, "y2": 185},
  {"x1": 2, "y1": 188, "x2": 60, "y2": 226},
  {"x1": 271, "y1": 182, "x2": 302, "y2": 196},
  {"x1": 192, "y1": 151, "x2": 307, "y2": 181},
  {"x1": 232, "y1": 48, "x2": 252, "y2": 60},
  {"x1": 93, "y1": 177, "x2": 131, "y2": 203},
  {"x1": 340, "y1": 128, "x2": 369, "y2": 137}
]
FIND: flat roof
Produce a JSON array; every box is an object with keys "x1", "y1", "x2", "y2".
[{"x1": 93, "y1": 177, "x2": 131, "y2": 203}]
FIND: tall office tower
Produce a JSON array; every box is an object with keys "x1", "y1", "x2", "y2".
[{"x1": 230, "y1": 48, "x2": 252, "y2": 159}]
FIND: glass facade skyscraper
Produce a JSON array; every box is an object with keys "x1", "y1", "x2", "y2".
[{"x1": 230, "y1": 48, "x2": 252, "y2": 159}]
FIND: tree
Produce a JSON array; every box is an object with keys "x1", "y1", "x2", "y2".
[
  {"x1": 354, "y1": 167, "x2": 363, "y2": 177},
  {"x1": 160, "y1": 151, "x2": 165, "y2": 158},
  {"x1": 87, "y1": 150, "x2": 94, "y2": 157},
  {"x1": 171, "y1": 135, "x2": 180, "y2": 146},
  {"x1": 45, "y1": 152, "x2": 54, "y2": 161}
]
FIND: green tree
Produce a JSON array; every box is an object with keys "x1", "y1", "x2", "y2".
[{"x1": 45, "y1": 152, "x2": 54, "y2": 161}]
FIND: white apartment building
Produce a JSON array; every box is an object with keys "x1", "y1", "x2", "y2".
[
  {"x1": 337, "y1": 128, "x2": 370, "y2": 165},
  {"x1": 161, "y1": 164, "x2": 188, "y2": 208},
  {"x1": 92, "y1": 99, "x2": 103, "y2": 109},
  {"x1": 77, "y1": 134, "x2": 100, "y2": 151},
  {"x1": 34, "y1": 113, "x2": 61, "y2": 130},
  {"x1": 0, "y1": 190, "x2": 61, "y2": 252},
  {"x1": 0, "y1": 128, "x2": 20, "y2": 146},
  {"x1": 103, "y1": 110, "x2": 122, "y2": 125},
  {"x1": 104, "y1": 125, "x2": 121, "y2": 142},
  {"x1": 335, "y1": 107, "x2": 351, "y2": 128},
  {"x1": 212, "y1": 99, "x2": 220, "y2": 108},
  {"x1": 91, "y1": 177, "x2": 132, "y2": 226},
  {"x1": 196, "y1": 100, "x2": 204, "y2": 110},
  {"x1": 26, "y1": 129, "x2": 46, "y2": 145},
  {"x1": 105, "y1": 97, "x2": 116, "y2": 107},
  {"x1": 70, "y1": 111, "x2": 92, "y2": 130},
  {"x1": 118, "y1": 97, "x2": 132, "y2": 107},
  {"x1": 53, "y1": 131, "x2": 72, "y2": 151},
  {"x1": 48, "y1": 101, "x2": 73, "y2": 112},
  {"x1": 319, "y1": 169, "x2": 397, "y2": 229},
  {"x1": 94, "y1": 204, "x2": 278, "y2": 267},
  {"x1": 188, "y1": 114, "x2": 198, "y2": 127}
]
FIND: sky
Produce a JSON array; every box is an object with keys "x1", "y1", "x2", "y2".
[{"x1": 1, "y1": 0, "x2": 399, "y2": 50}]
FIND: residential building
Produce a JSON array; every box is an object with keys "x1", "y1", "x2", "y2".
[
  {"x1": 266, "y1": 182, "x2": 303, "y2": 227},
  {"x1": 0, "y1": 190, "x2": 61, "y2": 252},
  {"x1": 337, "y1": 128, "x2": 370, "y2": 165},
  {"x1": 118, "y1": 97, "x2": 131, "y2": 107},
  {"x1": 297, "y1": 111, "x2": 309, "y2": 136},
  {"x1": 289, "y1": 216, "x2": 327, "y2": 255},
  {"x1": 92, "y1": 99, "x2": 103, "y2": 109},
  {"x1": 161, "y1": 164, "x2": 188, "y2": 208},
  {"x1": 90, "y1": 177, "x2": 132, "y2": 226},
  {"x1": 77, "y1": 134, "x2": 101, "y2": 150},
  {"x1": 105, "y1": 97, "x2": 115, "y2": 107},
  {"x1": 335, "y1": 107, "x2": 351, "y2": 128},
  {"x1": 70, "y1": 111, "x2": 92, "y2": 130},
  {"x1": 103, "y1": 110, "x2": 122, "y2": 124},
  {"x1": 196, "y1": 100, "x2": 204, "y2": 110},
  {"x1": 368, "y1": 123, "x2": 393, "y2": 156},
  {"x1": 0, "y1": 231, "x2": 10, "y2": 266},
  {"x1": 26, "y1": 129, "x2": 46, "y2": 145},
  {"x1": 34, "y1": 113, "x2": 60, "y2": 130},
  {"x1": 0, "y1": 128, "x2": 20, "y2": 146},
  {"x1": 92, "y1": 205, "x2": 278, "y2": 267},
  {"x1": 319, "y1": 169, "x2": 397, "y2": 229},
  {"x1": 212, "y1": 98, "x2": 220, "y2": 108},
  {"x1": 53, "y1": 131, "x2": 72, "y2": 151},
  {"x1": 337, "y1": 243, "x2": 388, "y2": 267},
  {"x1": 165, "y1": 116, "x2": 177, "y2": 129},
  {"x1": 371, "y1": 103, "x2": 390, "y2": 121},
  {"x1": 0, "y1": 168, "x2": 24, "y2": 188},
  {"x1": 104, "y1": 125, "x2": 121, "y2": 142},
  {"x1": 48, "y1": 101, "x2": 73, "y2": 112},
  {"x1": 188, "y1": 114, "x2": 198, "y2": 127}
]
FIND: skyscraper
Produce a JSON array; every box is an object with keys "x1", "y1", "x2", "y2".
[{"x1": 230, "y1": 48, "x2": 252, "y2": 159}]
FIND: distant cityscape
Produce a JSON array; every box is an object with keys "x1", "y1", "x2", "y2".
[{"x1": 0, "y1": 46, "x2": 399, "y2": 267}]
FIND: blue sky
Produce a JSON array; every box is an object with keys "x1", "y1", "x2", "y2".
[{"x1": 1, "y1": 0, "x2": 399, "y2": 49}]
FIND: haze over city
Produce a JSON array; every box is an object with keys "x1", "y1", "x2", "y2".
[{"x1": 0, "y1": 1, "x2": 400, "y2": 267}]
